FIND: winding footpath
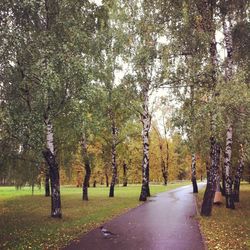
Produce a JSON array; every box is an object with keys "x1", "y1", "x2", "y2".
[{"x1": 64, "y1": 183, "x2": 206, "y2": 250}]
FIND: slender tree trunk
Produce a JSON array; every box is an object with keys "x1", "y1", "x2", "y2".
[
  {"x1": 222, "y1": 12, "x2": 235, "y2": 209},
  {"x1": 109, "y1": 143, "x2": 117, "y2": 197},
  {"x1": 221, "y1": 153, "x2": 226, "y2": 196},
  {"x1": 81, "y1": 134, "x2": 91, "y2": 201},
  {"x1": 159, "y1": 143, "x2": 168, "y2": 185},
  {"x1": 139, "y1": 88, "x2": 150, "y2": 201},
  {"x1": 221, "y1": 171, "x2": 226, "y2": 196},
  {"x1": 45, "y1": 168, "x2": 50, "y2": 196},
  {"x1": 109, "y1": 120, "x2": 117, "y2": 197},
  {"x1": 189, "y1": 84, "x2": 197, "y2": 193},
  {"x1": 234, "y1": 145, "x2": 244, "y2": 202},
  {"x1": 154, "y1": 126, "x2": 168, "y2": 185},
  {"x1": 165, "y1": 142, "x2": 169, "y2": 185},
  {"x1": 201, "y1": 137, "x2": 220, "y2": 216},
  {"x1": 223, "y1": 17, "x2": 233, "y2": 81},
  {"x1": 146, "y1": 165, "x2": 150, "y2": 197},
  {"x1": 123, "y1": 162, "x2": 128, "y2": 187},
  {"x1": 161, "y1": 160, "x2": 167, "y2": 185},
  {"x1": 31, "y1": 182, "x2": 34, "y2": 196},
  {"x1": 224, "y1": 124, "x2": 234, "y2": 209},
  {"x1": 76, "y1": 170, "x2": 82, "y2": 187},
  {"x1": 191, "y1": 154, "x2": 198, "y2": 193},
  {"x1": 105, "y1": 171, "x2": 109, "y2": 187},
  {"x1": 43, "y1": 120, "x2": 62, "y2": 218}
]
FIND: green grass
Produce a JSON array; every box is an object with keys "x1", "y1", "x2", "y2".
[
  {"x1": 197, "y1": 182, "x2": 250, "y2": 250},
  {"x1": 0, "y1": 182, "x2": 189, "y2": 250}
]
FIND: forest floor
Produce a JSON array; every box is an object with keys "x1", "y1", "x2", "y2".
[
  {"x1": 0, "y1": 182, "x2": 189, "y2": 249},
  {"x1": 197, "y1": 182, "x2": 250, "y2": 250}
]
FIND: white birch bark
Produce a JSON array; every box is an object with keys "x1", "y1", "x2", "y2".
[
  {"x1": 223, "y1": 18, "x2": 234, "y2": 80},
  {"x1": 45, "y1": 118, "x2": 54, "y2": 154},
  {"x1": 139, "y1": 85, "x2": 150, "y2": 201},
  {"x1": 224, "y1": 126, "x2": 232, "y2": 174},
  {"x1": 224, "y1": 124, "x2": 234, "y2": 208},
  {"x1": 43, "y1": 117, "x2": 62, "y2": 217},
  {"x1": 223, "y1": 14, "x2": 235, "y2": 209},
  {"x1": 201, "y1": 6, "x2": 220, "y2": 215},
  {"x1": 109, "y1": 118, "x2": 117, "y2": 197}
]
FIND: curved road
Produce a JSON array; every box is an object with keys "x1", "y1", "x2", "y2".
[{"x1": 64, "y1": 183, "x2": 205, "y2": 250}]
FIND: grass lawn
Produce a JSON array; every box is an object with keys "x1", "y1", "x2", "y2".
[
  {"x1": 0, "y1": 182, "x2": 189, "y2": 249},
  {"x1": 197, "y1": 182, "x2": 250, "y2": 250}
]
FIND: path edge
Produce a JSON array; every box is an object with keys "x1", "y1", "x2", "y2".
[{"x1": 194, "y1": 190, "x2": 209, "y2": 250}]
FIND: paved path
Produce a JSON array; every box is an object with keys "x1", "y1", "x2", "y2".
[{"x1": 64, "y1": 183, "x2": 205, "y2": 250}]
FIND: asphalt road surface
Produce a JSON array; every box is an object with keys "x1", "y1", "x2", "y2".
[{"x1": 64, "y1": 183, "x2": 206, "y2": 250}]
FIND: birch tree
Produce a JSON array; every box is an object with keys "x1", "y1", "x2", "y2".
[
  {"x1": 192, "y1": 0, "x2": 223, "y2": 216},
  {"x1": 123, "y1": 0, "x2": 166, "y2": 201},
  {"x1": 0, "y1": 0, "x2": 100, "y2": 217},
  {"x1": 218, "y1": 0, "x2": 250, "y2": 208},
  {"x1": 221, "y1": 9, "x2": 235, "y2": 209}
]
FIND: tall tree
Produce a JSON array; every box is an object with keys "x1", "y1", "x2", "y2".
[
  {"x1": 0, "y1": 0, "x2": 100, "y2": 217},
  {"x1": 221, "y1": 7, "x2": 235, "y2": 209},
  {"x1": 124, "y1": 0, "x2": 166, "y2": 201},
  {"x1": 194, "y1": 0, "x2": 222, "y2": 216}
]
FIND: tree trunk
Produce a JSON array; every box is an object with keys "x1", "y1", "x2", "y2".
[
  {"x1": 221, "y1": 172, "x2": 226, "y2": 196},
  {"x1": 201, "y1": 137, "x2": 220, "y2": 216},
  {"x1": 165, "y1": 142, "x2": 169, "y2": 185},
  {"x1": 109, "y1": 143, "x2": 117, "y2": 197},
  {"x1": 139, "y1": 88, "x2": 150, "y2": 201},
  {"x1": 233, "y1": 145, "x2": 244, "y2": 202},
  {"x1": 159, "y1": 143, "x2": 168, "y2": 185},
  {"x1": 43, "y1": 149, "x2": 62, "y2": 218},
  {"x1": 155, "y1": 125, "x2": 168, "y2": 185},
  {"x1": 146, "y1": 165, "x2": 150, "y2": 197},
  {"x1": 43, "y1": 119, "x2": 62, "y2": 218},
  {"x1": 223, "y1": 17, "x2": 233, "y2": 80},
  {"x1": 224, "y1": 124, "x2": 234, "y2": 209},
  {"x1": 81, "y1": 134, "x2": 91, "y2": 201},
  {"x1": 45, "y1": 168, "x2": 50, "y2": 196},
  {"x1": 191, "y1": 154, "x2": 198, "y2": 193},
  {"x1": 76, "y1": 170, "x2": 81, "y2": 187},
  {"x1": 200, "y1": 1, "x2": 219, "y2": 216},
  {"x1": 109, "y1": 120, "x2": 117, "y2": 197},
  {"x1": 105, "y1": 172, "x2": 109, "y2": 187},
  {"x1": 161, "y1": 160, "x2": 167, "y2": 185},
  {"x1": 223, "y1": 14, "x2": 235, "y2": 209},
  {"x1": 123, "y1": 162, "x2": 128, "y2": 187},
  {"x1": 31, "y1": 182, "x2": 34, "y2": 196},
  {"x1": 221, "y1": 154, "x2": 226, "y2": 196}
]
